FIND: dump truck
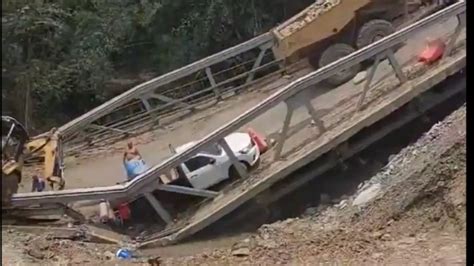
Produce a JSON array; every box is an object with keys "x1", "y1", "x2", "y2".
[{"x1": 271, "y1": 0, "x2": 455, "y2": 86}]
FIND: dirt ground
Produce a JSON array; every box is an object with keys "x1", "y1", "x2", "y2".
[{"x1": 2, "y1": 104, "x2": 465, "y2": 265}]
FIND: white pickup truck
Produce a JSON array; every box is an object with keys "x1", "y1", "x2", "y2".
[{"x1": 166, "y1": 132, "x2": 261, "y2": 190}]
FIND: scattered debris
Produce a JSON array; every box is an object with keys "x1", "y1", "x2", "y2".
[
  {"x1": 352, "y1": 183, "x2": 382, "y2": 206},
  {"x1": 231, "y1": 247, "x2": 250, "y2": 257},
  {"x1": 116, "y1": 248, "x2": 133, "y2": 260}
]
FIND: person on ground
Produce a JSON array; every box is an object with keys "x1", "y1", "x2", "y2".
[{"x1": 31, "y1": 175, "x2": 46, "y2": 192}]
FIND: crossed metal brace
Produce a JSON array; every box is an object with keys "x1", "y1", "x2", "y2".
[
  {"x1": 356, "y1": 48, "x2": 407, "y2": 112},
  {"x1": 273, "y1": 90, "x2": 326, "y2": 161}
]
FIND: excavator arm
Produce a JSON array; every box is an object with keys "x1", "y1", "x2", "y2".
[
  {"x1": 2, "y1": 116, "x2": 65, "y2": 207},
  {"x1": 24, "y1": 131, "x2": 65, "y2": 190}
]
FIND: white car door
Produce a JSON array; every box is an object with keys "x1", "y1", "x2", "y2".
[{"x1": 182, "y1": 155, "x2": 226, "y2": 189}]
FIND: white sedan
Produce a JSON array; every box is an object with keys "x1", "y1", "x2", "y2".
[{"x1": 170, "y1": 132, "x2": 261, "y2": 190}]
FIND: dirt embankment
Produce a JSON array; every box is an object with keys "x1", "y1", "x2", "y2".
[{"x1": 2, "y1": 105, "x2": 466, "y2": 265}]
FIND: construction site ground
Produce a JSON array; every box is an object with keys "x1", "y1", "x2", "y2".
[
  {"x1": 2, "y1": 103, "x2": 466, "y2": 265},
  {"x1": 19, "y1": 15, "x2": 459, "y2": 192}
]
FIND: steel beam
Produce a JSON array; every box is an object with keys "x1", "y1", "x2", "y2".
[
  {"x1": 219, "y1": 139, "x2": 248, "y2": 178},
  {"x1": 88, "y1": 124, "x2": 134, "y2": 135},
  {"x1": 140, "y1": 97, "x2": 159, "y2": 124},
  {"x1": 304, "y1": 99, "x2": 325, "y2": 134},
  {"x1": 386, "y1": 49, "x2": 407, "y2": 83},
  {"x1": 273, "y1": 101, "x2": 294, "y2": 161},
  {"x1": 157, "y1": 184, "x2": 218, "y2": 198},
  {"x1": 148, "y1": 93, "x2": 190, "y2": 109},
  {"x1": 144, "y1": 192, "x2": 173, "y2": 224},
  {"x1": 246, "y1": 46, "x2": 269, "y2": 83},
  {"x1": 357, "y1": 54, "x2": 383, "y2": 111},
  {"x1": 444, "y1": 13, "x2": 465, "y2": 58},
  {"x1": 205, "y1": 67, "x2": 221, "y2": 99}
]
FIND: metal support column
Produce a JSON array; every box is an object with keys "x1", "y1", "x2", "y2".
[
  {"x1": 386, "y1": 49, "x2": 407, "y2": 84},
  {"x1": 205, "y1": 67, "x2": 221, "y2": 99},
  {"x1": 246, "y1": 45, "x2": 269, "y2": 83},
  {"x1": 140, "y1": 97, "x2": 159, "y2": 125},
  {"x1": 219, "y1": 139, "x2": 248, "y2": 178},
  {"x1": 273, "y1": 101, "x2": 295, "y2": 161},
  {"x1": 148, "y1": 93, "x2": 190, "y2": 109},
  {"x1": 444, "y1": 13, "x2": 465, "y2": 59},
  {"x1": 89, "y1": 124, "x2": 134, "y2": 135},
  {"x1": 356, "y1": 48, "x2": 405, "y2": 112},
  {"x1": 157, "y1": 184, "x2": 218, "y2": 198},
  {"x1": 356, "y1": 54, "x2": 383, "y2": 111},
  {"x1": 144, "y1": 192, "x2": 173, "y2": 224},
  {"x1": 303, "y1": 99, "x2": 326, "y2": 135}
]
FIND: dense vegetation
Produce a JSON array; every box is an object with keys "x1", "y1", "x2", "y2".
[{"x1": 2, "y1": 0, "x2": 312, "y2": 131}]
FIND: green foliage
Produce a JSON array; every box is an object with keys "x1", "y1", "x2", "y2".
[{"x1": 2, "y1": 0, "x2": 312, "y2": 131}]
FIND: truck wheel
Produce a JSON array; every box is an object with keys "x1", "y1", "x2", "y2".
[
  {"x1": 356, "y1": 19, "x2": 395, "y2": 49},
  {"x1": 229, "y1": 162, "x2": 249, "y2": 181},
  {"x1": 319, "y1": 43, "x2": 360, "y2": 86},
  {"x1": 2, "y1": 172, "x2": 20, "y2": 206}
]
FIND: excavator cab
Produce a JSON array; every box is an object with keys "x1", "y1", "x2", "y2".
[{"x1": 2, "y1": 116, "x2": 29, "y2": 206}]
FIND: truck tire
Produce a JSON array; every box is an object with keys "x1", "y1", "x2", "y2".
[
  {"x1": 356, "y1": 19, "x2": 395, "y2": 49},
  {"x1": 319, "y1": 43, "x2": 360, "y2": 86}
]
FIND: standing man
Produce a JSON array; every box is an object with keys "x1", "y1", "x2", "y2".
[
  {"x1": 123, "y1": 140, "x2": 142, "y2": 163},
  {"x1": 31, "y1": 175, "x2": 46, "y2": 192},
  {"x1": 122, "y1": 140, "x2": 148, "y2": 181}
]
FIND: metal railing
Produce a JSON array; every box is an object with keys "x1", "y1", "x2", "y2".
[
  {"x1": 12, "y1": 2, "x2": 466, "y2": 212},
  {"x1": 62, "y1": 52, "x2": 288, "y2": 156},
  {"x1": 57, "y1": 33, "x2": 274, "y2": 138}
]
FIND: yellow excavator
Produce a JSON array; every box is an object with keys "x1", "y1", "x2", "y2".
[{"x1": 2, "y1": 116, "x2": 65, "y2": 207}]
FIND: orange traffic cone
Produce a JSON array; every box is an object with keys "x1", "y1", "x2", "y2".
[
  {"x1": 418, "y1": 38, "x2": 446, "y2": 65},
  {"x1": 247, "y1": 128, "x2": 268, "y2": 154}
]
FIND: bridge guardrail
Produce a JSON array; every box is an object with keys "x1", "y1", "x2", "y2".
[{"x1": 58, "y1": 33, "x2": 274, "y2": 138}]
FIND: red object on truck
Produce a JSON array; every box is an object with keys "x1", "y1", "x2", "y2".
[
  {"x1": 247, "y1": 128, "x2": 268, "y2": 154},
  {"x1": 418, "y1": 38, "x2": 446, "y2": 65}
]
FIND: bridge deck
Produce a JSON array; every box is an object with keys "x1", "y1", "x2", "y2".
[{"x1": 141, "y1": 47, "x2": 465, "y2": 247}]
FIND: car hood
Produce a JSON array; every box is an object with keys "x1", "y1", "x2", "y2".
[{"x1": 223, "y1": 132, "x2": 252, "y2": 153}]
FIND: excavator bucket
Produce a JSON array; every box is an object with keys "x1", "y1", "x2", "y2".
[{"x1": 2, "y1": 116, "x2": 29, "y2": 206}]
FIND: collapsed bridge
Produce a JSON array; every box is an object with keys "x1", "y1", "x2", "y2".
[{"x1": 8, "y1": 2, "x2": 466, "y2": 247}]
